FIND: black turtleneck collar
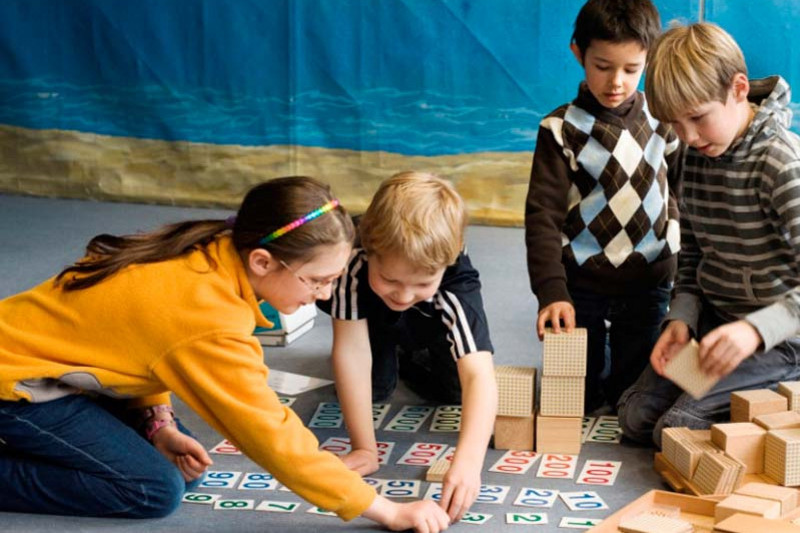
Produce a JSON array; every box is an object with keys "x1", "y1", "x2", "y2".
[{"x1": 573, "y1": 81, "x2": 643, "y2": 126}]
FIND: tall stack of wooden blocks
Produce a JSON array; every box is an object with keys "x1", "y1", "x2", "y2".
[
  {"x1": 536, "y1": 328, "x2": 587, "y2": 454},
  {"x1": 493, "y1": 365, "x2": 536, "y2": 450}
]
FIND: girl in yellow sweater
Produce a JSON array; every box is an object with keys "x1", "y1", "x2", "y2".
[{"x1": 0, "y1": 176, "x2": 449, "y2": 532}]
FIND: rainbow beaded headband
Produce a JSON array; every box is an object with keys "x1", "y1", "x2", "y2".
[{"x1": 259, "y1": 199, "x2": 340, "y2": 245}]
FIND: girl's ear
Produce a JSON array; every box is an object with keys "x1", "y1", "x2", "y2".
[
  {"x1": 731, "y1": 72, "x2": 750, "y2": 102},
  {"x1": 570, "y1": 42, "x2": 584, "y2": 66},
  {"x1": 248, "y1": 248, "x2": 275, "y2": 277}
]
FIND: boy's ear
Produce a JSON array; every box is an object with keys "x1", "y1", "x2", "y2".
[
  {"x1": 570, "y1": 43, "x2": 584, "y2": 66},
  {"x1": 248, "y1": 248, "x2": 275, "y2": 277},
  {"x1": 731, "y1": 72, "x2": 750, "y2": 102}
]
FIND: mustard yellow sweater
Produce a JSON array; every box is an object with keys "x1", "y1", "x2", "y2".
[{"x1": 0, "y1": 236, "x2": 375, "y2": 520}]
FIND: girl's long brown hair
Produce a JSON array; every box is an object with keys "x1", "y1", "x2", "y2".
[{"x1": 55, "y1": 176, "x2": 354, "y2": 290}]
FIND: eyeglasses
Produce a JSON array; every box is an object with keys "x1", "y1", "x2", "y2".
[{"x1": 279, "y1": 259, "x2": 340, "y2": 295}]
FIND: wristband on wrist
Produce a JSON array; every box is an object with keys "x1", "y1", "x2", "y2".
[{"x1": 145, "y1": 418, "x2": 177, "y2": 441}]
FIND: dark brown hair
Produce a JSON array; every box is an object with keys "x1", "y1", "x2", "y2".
[
  {"x1": 571, "y1": 0, "x2": 661, "y2": 58},
  {"x1": 56, "y1": 176, "x2": 354, "y2": 290}
]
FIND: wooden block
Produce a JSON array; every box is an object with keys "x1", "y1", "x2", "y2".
[
  {"x1": 425, "y1": 458, "x2": 451, "y2": 482},
  {"x1": 495, "y1": 366, "x2": 535, "y2": 417},
  {"x1": 756, "y1": 411, "x2": 800, "y2": 431},
  {"x1": 735, "y1": 482, "x2": 799, "y2": 515},
  {"x1": 715, "y1": 513, "x2": 800, "y2": 533},
  {"x1": 493, "y1": 414, "x2": 534, "y2": 450},
  {"x1": 711, "y1": 422, "x2": 767, "y2": 474},
  {"x1": 663, "y1": 339, "x2": 720, "y2": 399},
  {"x1": 542, "y1": 327, "x2": 587, "y2": 376},
  {"x1": 765, "y1": 429, "x2": 800, "y2": 486},
  {"x1": 714, "y1": 494, "x2": 781, "y2": 523},
  {"x1": 618, "y1": 511, "x2": 693, "y2": 532},
  {"x1": 731, "y1": 389, "x2": 788, "y2": 423},
  {"x1": 662, "y1": 427, "x2": 696, "y2": 466},
  {"x1": 535, "y1": 413, "x2": 581, "y2": 454},
  {"x1": 662, "y1": 427, "x2": 712, "y2": 467},
  {"x1": 539, "y1": 375, "x2": 584, "y2": 417},
  {"x1": 779, "y1": 382, "x2": 800, "y2": 413},
  {"x1": 674, "y1": 439, "x2": 720, "y2": 480},
  {"x1": 692, "y1": 451, "x2": 743, "y2": 496}
]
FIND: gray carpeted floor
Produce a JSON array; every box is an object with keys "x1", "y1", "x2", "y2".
[{"x1": 0, "y1": 194, "x2": 667, "y2": 532}]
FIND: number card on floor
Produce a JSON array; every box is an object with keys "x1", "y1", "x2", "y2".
[
  {"x1": 559, "y1": 517, "x2": 603, "y2": 529},
  {"x1": 182, "y1": 492, "x2": 221, "y2": 505},
  {"x1": 506, "y1": 512, "x2": 548, "y2": 525},
  {"x1": 255, "y1": 500, "x2": 300, "y2": 513},
  {"x1": 513, "y1": 487, "x2": 559, "y2": 508},
  {"x1": 535, "y1": 454, "x2": 579, "y2": 479},
  {"x1": 576, "y1": 460, "x2": 621, "y2": 486},
  {"x1": 213, "y1": 499, "x2": 255, "y2": 511},
  {"x1": 318, "y1": 436, "x2": 351, "y2": 455},
  {"x1": 489, "y1": 450, "x2": 540, "y2": 474},
  {"x1": 278, "y1": 396, "x2": 296, "y2": 407},
  {"x1": 200, "y1": 470, "x2": 242, "y2": 489},
  {"x1": 396, "y1": 442, "x2": 447, "y2": 466},
  {"x1": 373, "y1": 403, "x2": 391, "y2": 429},
  {"x1": 424, "y1": 482, "x2": 443, "y2": 502},
  {"x1": 460, "y1": 512, "x2": 493, "y2": 525},
  {"x1": 380, "y1": 479, "x2": 421, "y2": 498},
  {"x1": 586, "y1": 415, "x2": 622, "y2": 443},
  {"x1": 209, "y1": 439, "x2": 242, "y2": 455},
  {"x1": 319, "y1": 437, "x2": 396, "y2": 465},
  {"x1": 559, "y1": 491, "x2": 608, "y2": 512},
  {"x1": 384, "y1": 405, "x2": 434, "y2": 432},
  {"x1": 308, "y1": 402, "x2": 343, "y2": 428},
  {"x1": 307, "y1": 506, "x2": 337, "y2": 516},
  {"x1": 430, "y1": 405, "x2": 462, "y2": 432},
  {"x1": 581, "y1": 416, "x2": 596, "y2": 443},
  {"x1": 238, "y1": 472, "x2": 279, "y2": 490},
  {"x1": 475, "y1": 484, "x2": 511, "y2": 505}
]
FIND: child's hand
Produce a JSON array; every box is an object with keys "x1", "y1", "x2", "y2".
[
  {"x1": 536, "y1": 301, "x2": 576, "y2": 339},
  {"x1": 152, "y1": 425, "x2": 213, "y2": 481},
  {"x1": 341, "y1": 448, "x2": 380, "y2": 476},
  {"x1": 650, "y1": 320, "x2": 690, "y2": 376},
  {"x1": 439, "y1": 460, "x2": 480, "y2": 522},
  {"x1": 362, "y1": 495, "x2": 450, "y2": 532},
  {"x1": 698, "y1": 320, "x2": 761, "y2": 378}
]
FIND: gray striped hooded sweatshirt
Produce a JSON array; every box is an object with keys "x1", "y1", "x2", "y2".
[{"x1": 666, "y1": 76, "x2": 800, "y2": 351}]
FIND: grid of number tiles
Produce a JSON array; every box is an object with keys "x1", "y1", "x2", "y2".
[{"x1": 183, "y1": 396, "x2": 626, "y2": 528}]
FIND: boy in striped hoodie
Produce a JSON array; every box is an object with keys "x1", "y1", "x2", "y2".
[{"x1": 618, "y1": 22, "x2": 800, "y2": 447}]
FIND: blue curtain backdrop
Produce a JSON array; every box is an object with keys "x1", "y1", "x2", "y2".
[{"x1": 0, "y1": 0, "x2": 796, "y2": 221}]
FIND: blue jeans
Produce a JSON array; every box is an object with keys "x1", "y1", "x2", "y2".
[
  {"x1": 570, "y1": 282, "x2": 671, "y2": 412},
  {"x1": 618, "y1": 307, "x2": 800, "y2": 447},
  {"x1": 0, "y1": 394, "x2": 199, "y2": 517}
]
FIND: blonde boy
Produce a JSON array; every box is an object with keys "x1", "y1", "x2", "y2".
[
  {"x1": 618, "y1": 23, "x2": 800, "y2": 447},
  {"x1": 318, "y1": 171, "x2": 497, "y2": 521}
]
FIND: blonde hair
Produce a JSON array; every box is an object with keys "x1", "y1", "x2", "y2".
[
  {"x1": 645, "y1": 22, "x2": 747, "y2": 122},
  {"x1": 359, "y1": 171, "x2": 467, "y2": 271}
]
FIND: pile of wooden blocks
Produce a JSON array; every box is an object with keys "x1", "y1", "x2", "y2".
[
  {"x1": 493, "y1": 365, "x2": 536, "y2": 450},
  {"x1": 536, "y1": 328, "x2": 587, "y2": 454},
  {"x1": 657, "y1": 381, "x2": 800, "y2": 494},
  {"x1": 660, "y1": 426, "x2": 745, "y2": 495},
  {"x1": 714, "y1": 482, "x2": 798, "y2": 528}
]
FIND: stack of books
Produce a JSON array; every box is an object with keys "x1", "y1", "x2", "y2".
[{"x1": 254, "y1": 302, "x2": 317, "y2": 346}]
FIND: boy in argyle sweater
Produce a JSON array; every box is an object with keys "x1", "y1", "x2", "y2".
[
  {"x1": 618, "y1": 23, "x2": 800, "y2": 447},
  {"x1": 525, "y1": 0, "x2": 681, "y2": 414}
]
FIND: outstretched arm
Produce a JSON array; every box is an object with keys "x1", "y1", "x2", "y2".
[
  {"x1": 439, "y1": 351, "x2": 496, "y2": 522},
  {"x1": 331, "y1": 318, "x2": 380, "y2": 476}
]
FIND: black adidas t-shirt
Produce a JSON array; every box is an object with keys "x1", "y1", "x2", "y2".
[{"x1": 317, "y1": 248, "x2": 494, "y2": 360}]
